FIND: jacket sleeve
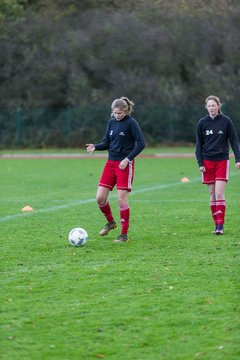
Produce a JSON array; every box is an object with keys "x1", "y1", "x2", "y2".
[
  {"x1": 195, "y1": 121, "x2": 204, "y2": 167},
  {"x1": 228, "y1": 119, "x2": 240, "y2": 163},
  {"x1": 126, "y1": 119, "x2": 145, "y2": 161}
]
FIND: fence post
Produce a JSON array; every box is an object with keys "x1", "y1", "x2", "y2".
[
  {"x1": 168, "y1": 104, "x2": 174, "y2": 143},
  {"x1": 15, "y1": 108, "x2": 21, "y2": 146},
  {"x1": 66, "y1": 105, "x2": 72, "y2": 144}
]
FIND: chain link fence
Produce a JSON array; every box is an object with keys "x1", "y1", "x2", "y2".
[{"x1": 0, "y1": 103, "x2": 239, "y2": 148}]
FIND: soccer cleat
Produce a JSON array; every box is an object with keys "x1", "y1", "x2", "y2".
[
  {"x1": 99, "y1": 220, "x2": 117, "y2": 236},
  {"x1": 113, "y1": 234, "x2": 129, "y2": 243},
  {"x1": 215, "y1": 224, "x2": 224, "y2": 235}
]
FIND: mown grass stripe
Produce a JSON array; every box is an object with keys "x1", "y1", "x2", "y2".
[
  {"x1": 1, "y1": 172, "x2": 239, "y2": 223},
  {"x1": 0, "y1": 178, "x2": 200, "y2": 223}
]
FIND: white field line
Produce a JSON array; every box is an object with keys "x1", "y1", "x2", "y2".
[
  {"x1": 1, "y1": 173, "x2": 239, "y2": 223},
  {"x1": 0, "y1": 178, "x2": 200, "y2": 223}
]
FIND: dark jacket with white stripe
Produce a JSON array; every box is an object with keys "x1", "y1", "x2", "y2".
[
  {"x1": 95, "y1": 115, "x2": 145, "y2": 161},
  {"x1": 195, "y1": 113, "x2": 240, "y2": 167}
]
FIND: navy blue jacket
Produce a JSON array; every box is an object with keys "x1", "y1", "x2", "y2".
[
  {"x1": 94, "y1": 115, "x2": 145, "y2": 161},
  {"x1": 195, "y1": 113, "x2": 240, "y2": 167}
]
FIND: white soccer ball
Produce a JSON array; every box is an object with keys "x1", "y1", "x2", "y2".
[{"x1": 68, "y1": 228, "x2": 88, "y2": 247}]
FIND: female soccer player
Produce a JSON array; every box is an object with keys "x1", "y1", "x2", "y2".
[
  {"x1": 86, "y1": 97, "x2": 145, "y2": 242},
  {"x1": 195, "y1": 95, "x2": 240, "y2": 235}
]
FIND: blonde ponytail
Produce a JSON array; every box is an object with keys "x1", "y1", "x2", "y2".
[{"x1": 111, "y1": 97, "x2": 134, "y2": 115}]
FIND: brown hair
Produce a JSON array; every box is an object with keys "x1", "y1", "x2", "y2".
[
  {"x1": 111, "y1": 97, "x2": 134, "y2": 116},
  {"x1": 205, "y1": 95, "x2": 222, "y2": 112}
]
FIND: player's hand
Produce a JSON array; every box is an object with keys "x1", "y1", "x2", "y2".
[
  {"x1": 86, "y1": 144, "x2": 95, "y2": 154},
  {"x1": 199, "y1": 166, "x2": 206, "y2": 172},
  {"x1": 119, "y1": 158, "x2": 129, "y2": 170},
  {"x1": 235, "y1": 162, "x2": 240, "y2": 169}
]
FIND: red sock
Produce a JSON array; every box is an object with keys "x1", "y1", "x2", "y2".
[
  {"x1": 99, "y1": 202, "x2": 114, "y2": 223},
  {"x1": 210, "y1": 200, "x2": 217, "y2": 225},
  {"x1": 119, "y1": 204, "x2": 130, "y2": 234},
  {"x1": 216, "y1": 200, "x2": 226, "y2": 225}
]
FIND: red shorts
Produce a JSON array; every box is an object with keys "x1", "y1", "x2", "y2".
[
  {"x1": 202, "y1": 160, "x2": 230, "y2": 184},
  {"x1": 99, "y1": 160, "x2": 134, "y2": 192}
]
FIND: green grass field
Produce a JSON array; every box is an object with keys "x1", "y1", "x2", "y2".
[{"x1": 1, "y1": 151, "x2": 240, "y2": 360}]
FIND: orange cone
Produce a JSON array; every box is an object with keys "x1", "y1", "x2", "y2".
[
  {"x1": 181, "y1": 177, "x2": 190, "y2": 183},
  {"x1": 21, "y1": 205, "x2": 33, "y2": 211}
]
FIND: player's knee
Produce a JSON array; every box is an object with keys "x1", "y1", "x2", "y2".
[
  {"x1": 210, "y1": 193, "x2": 216, "y2": 201},
  {"x1": 118, "y1": 199, "x2": 129, "y2": 208},
  {"x1": 215, "y1": 192, "x2": 225, "y2": 200},
  {"x1": 96, "y1": 195, "x2": 106, "y2": 205}
]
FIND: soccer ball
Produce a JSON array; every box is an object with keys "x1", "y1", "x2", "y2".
[{"x1": 68, "y1": 228, "x2": 88, "y2": 247}]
